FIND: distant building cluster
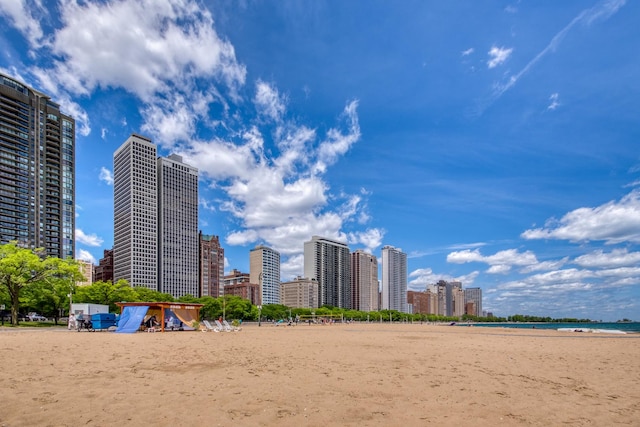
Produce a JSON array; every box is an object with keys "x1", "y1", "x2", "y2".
[
  {"x1": 0, "y1": 73, "x2": 482, "y2": 314},
  {"x1": 407, "y1": 280, "x2": 483, "y2": 317}
]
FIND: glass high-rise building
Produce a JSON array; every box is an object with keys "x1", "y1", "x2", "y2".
[
  {"x1": 250, "y1": 245, "x2": 280, "y2": 305},
  {"x1": 113, "y1": 134, "x2": 158, "y2": 289},
  {"x1": 304, "y1": 236, "x2": 351, "y2": 309},
  {"x1": 381, "y1": 245, "x2": 408, "y2": 313},
  {"x1": 0, "y1": 73, "x2": 75, "y2": 258}
]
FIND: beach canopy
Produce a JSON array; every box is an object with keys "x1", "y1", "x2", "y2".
[{"x1": 115, "y1": 302, "x2": 203, "y2": 333}]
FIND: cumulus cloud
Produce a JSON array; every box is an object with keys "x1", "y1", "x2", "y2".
[
  {"x1": 521, "y1": 190, "x2": 640, "y2": 244},
  {"x1": 11, "y1": 0, "x2": 246, "y2": 146},
  {"x1": 181, "y1": 98, "x2": 369, "y2": 261},
  {"x1": 574, "y1": 248, "x2": 640, "y2": 268},
  {"x1": 75, "y1": 229, "x2": 103, "y2": 247},
  {"x1": 447, "y1": 248, "x2": 538, "y2": 268},
  {"x1": 99, "y1": 167, "x2": 113, "y2": 185},
  {"x1": 461, "y1": 48, "x2": 474, "y2": 56},
  {"x1": 487, "y1": 46, "x2": 513, "y2": 68},
  {"x1": 50, "y1": 0, "x2": 245, "y2": 99},
  {"x1": 519, "y1": 257, "x2": 569, "y2": 274},
  {"x1": 347, "y1": 228, "x2": 385, "y2": 254}
]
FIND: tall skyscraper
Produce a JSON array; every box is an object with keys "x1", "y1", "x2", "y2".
[
  {"x1": 381, "y1": 245, "x2": 407, "y2": 313},
  {"x1": 158, "y1": 154, "x2": 198, "y2": 297},
  {"x1": 304, "y1": 236, "x2": 351, "y2": 309},
  {"x1": 113, "y1": 134, "x2": 158, "y2": 289},
  {"x1": 250, "y1": 245, "x2": 281, "y2": 305},
  {"x1": 199, "y1": 232, "x2": 224, "y2": 297},
  {"x1": 0, "y1": 73, "x2": 75, "y2": 258},
  {"x1": 350, "y1": 250, "x2": 378, "y2": 312}
]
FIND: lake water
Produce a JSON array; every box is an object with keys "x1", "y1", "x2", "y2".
[{"x1": 458, "y1": 322, "x2": 640, "y2": 334}]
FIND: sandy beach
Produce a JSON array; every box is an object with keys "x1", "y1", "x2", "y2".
[{"x1": 1, "y1": 323, "x2": 638, "y2": 426}]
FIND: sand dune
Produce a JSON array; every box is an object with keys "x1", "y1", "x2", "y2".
[{"x1": 1, "y1": 323, "x2": 638, "y2": 426}]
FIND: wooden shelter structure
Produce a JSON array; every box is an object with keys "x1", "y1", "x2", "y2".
[{"x1": 115, "y1": 302, "x2": 203, "y2": 333}]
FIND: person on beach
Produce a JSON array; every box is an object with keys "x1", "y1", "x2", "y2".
[{"x1": 68, "y1": 313, "x2": 76, "y2": 330}]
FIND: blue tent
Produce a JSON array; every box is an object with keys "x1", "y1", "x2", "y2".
[{"x1": 115, "y1": 306, "x2": 149, "y2": 333}]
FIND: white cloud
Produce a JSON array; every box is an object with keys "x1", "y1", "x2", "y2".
[
  {"x1": 347, "y1": 228, "x2": 385, "y2": 254},
  {"x1": 199, "y1": 198, "x2": 217, "y2": 212},
  {"x1": 519, "y1": 257, "x2": 569, "y2": 274},
  {"x1": 521, "y1": 190, "x2": 640, "y2": 244},
  {"x1": 254, "y1": 80, "x2": 287, "y2": 122},
  {"x1": 99, "y1": 167, "x2": 113, "y2": 185},
  {"x1": 487, "y1": 46, "x2": 513, "y2": 68},
  {"x1": 76, "y1": 249, "x2": 96, "y2": 264},
  {"x1": 0, "y1": 0, "x2": 44, "y2": 47},
  {"x1": 487, "y1": 264, "x2": 512, "y2": 274},
  {"x1": 280, "y1": 253, "x2": 304, "y2": 281},
  {"x1": 50, "y1": 0, "x2": 245, "y2": 99},
  {"x1": 547, "y1": 92, "x2": 560, "y2": 110},
  {"x1": 447, "y1": 248, "x2": 538, "y2": 267},
  {"x1": 574, "y1": 248, "x2": 640, "y2": 268},
  {"x1": 313, "y1": 100, "x2": 361, "y2": 174},
  {"x1": 461, "y1": 48, "x2": 474, "y2": 56},
  {"x1": 15, "y1": 0, "x2": 246, "y2": 145},
  {"x1": 75, "y1": 229, "x2": 103, "y2": 247},
  {"x1": 183, "y1": 99, "x2": 365, "y2": 261}
]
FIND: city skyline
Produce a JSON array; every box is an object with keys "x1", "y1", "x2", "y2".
[{"x1": 1, "y1": 1, "x2": 638, "y2": 320}]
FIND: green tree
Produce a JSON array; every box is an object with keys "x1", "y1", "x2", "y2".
[
  {"x1": 223, "y1": 295, "x2": 253, "y2": 320},
  {"x1": 200, "y1": 296, "x2": 222, "y2": 320},
  {"x1": 0, "y1": 242, "x2": 68, "y2": 325},
  {"x1": 132, "y1": 287, "x2": 174, "y2": 302},
  {"x1": 261, "y1": 304, "x2": 288, "y2": 321},
  {"x1": 74, "y1": 279, "x2": 137, "y2": 312}
]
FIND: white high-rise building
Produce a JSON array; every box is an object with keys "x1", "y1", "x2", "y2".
[
  {"x1": 381, "y1": 245, "x2": 407, "y2": 312},
  {"x1": 113, "y1": 134, "x2": 158, "y2": 289},
  {"x1": 304, "y1": 236, "x2": 351, "y2": 309},
  {"x1": 158, "y1": 154, "x2": 199, "y2": 297},
  {"x1": 351, "y1": 250, "x2": 379, "y2": 312},
  {"x1": 250, "y1": 245, "x2": 281, "y2": 305}
]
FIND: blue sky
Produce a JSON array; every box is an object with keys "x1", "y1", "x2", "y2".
[{"x1": 1, "y1": 0, "x2": 639, "y2": 321}]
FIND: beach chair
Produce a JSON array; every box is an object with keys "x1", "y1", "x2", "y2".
[
  {"x1": 215, "y1": 319, "x2": 231, "y2": 332},
  {"x1": 223, "y1": 319, "x2": 241, "y2": 331},
  {"x1": 202, "y1": 320, "x2": 220, "y2": 332}
]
